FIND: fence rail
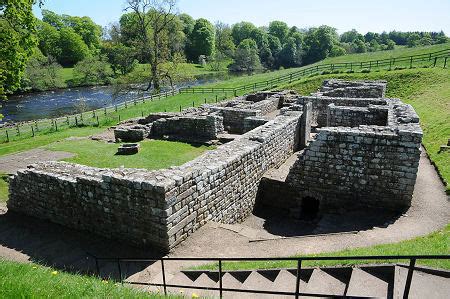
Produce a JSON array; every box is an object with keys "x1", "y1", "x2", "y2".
[
  {"x1": 90, "y1": 254, "x2": 450, "y2": 299},
  {"x1": 1, "y1": 48, "x2": 449, "y2": 144},
  {"x1": 179, "y1": 48, "x2": 450, "y2": 95}
]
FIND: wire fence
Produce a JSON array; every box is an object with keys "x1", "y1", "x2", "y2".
[{"x1": 1, "y1": 48, "x2": 449, "y2": 144}]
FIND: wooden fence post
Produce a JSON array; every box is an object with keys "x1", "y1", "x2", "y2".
[
  {"x1": 31, "y1": 126, "x2": 34, "y2": 137},
  {"x1": 5, "y1": 130, "x2": 9, "y2": 142}
]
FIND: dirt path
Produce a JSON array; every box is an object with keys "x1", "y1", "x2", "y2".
[{"x1": 0, "y1": 149, "x2": 75, "y2": 174}]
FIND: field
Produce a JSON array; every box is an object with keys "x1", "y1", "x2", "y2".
[
  {"x1": 0, "y1": 259, "x2": 176, "y2": 298},
  {"x1": 45, "y1": 139, "x2": 213, "y2": 170}
]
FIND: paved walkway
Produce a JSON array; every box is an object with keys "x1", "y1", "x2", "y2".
[{"x1": 0, "y1": 149, "x2": 75, "y2": 174}]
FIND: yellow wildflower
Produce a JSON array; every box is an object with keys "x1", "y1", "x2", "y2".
[
  {"x1": 102, "y1": 280, "x2": 108, "y2": 284},
  {"x1": 51, "y1": 271, "x2": 58, "y2": 275},
  {"x1": 192, "y1": 293, "x2": 199, "y2": 298},
  {"x1": 32, "y1": 266, "x2": 37, "y2": 269}
]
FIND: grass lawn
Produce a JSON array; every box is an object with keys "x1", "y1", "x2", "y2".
[
  {"x1": 194, "y1": 224, "x2": 450, "y2": 271},
  {"x1": 283, "y1": 67, "x2": 450, "y2": 191},
  {"x1": 0, "y1": 173, "x2": 8, "y2": 203},
  {"x1": 45, "y1": 139, "x2": 213, "y2": 170},
  {"x1": 0, "y1": 259, "x2": 177, "y2": 298}
]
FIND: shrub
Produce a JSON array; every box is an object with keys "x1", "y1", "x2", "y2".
[
  {"x1": 321, "y1": 70, "x2": 331, "y2": 75},
  {"x1": 361, "y1": 69, "x2": 371, "y2": 73},
  {"x1": 345, "y1": 69, "x2": 355, "y2": 73}
]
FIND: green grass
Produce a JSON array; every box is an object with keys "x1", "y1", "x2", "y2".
[
  {"x1": 282, "y1": 68, "x2": 450, "y2": 191},
  {"x1": 318, "y1": 43, "x2": 450, "y2": 65},
  {"x1": 0, "y1": 259, "x2": 176, "y2": 298},
  {"x1": 194, "y1": 224, "x2": 450, "y2": 271},
  {"x1": 45, "y1": 139, "x2": 213, "y2": 170},
  {"x1": 0, "y1": 173, "x2": 8, "y2": 203}
]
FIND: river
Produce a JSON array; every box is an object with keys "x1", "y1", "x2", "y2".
[{"x1": 0, "y1": 72, "x2": 252, "y2": 123}]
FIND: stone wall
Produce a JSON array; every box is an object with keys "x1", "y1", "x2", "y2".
[
  {"x1": 318, "y1": 79, "x2": 387, "y2": 98},
  {"x1": 151, "y1": 115, "x2": 224, "y2": 141},
  {"x1": 327, "y1": 104, "x2": 388, "y2": 127},
  {"x1": 8, "y1": 111, "x2": 302, "y2": 251},
  {"x1": 298, "y1": 96, "x2": 387, "y2": 127}
]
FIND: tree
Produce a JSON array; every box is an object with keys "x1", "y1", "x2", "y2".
[
  {"x1": 329, "y1": 45, "x2": 346, "y2": 57},
  {"x1": 386, "y1": 39, "x2": 396, "y2": 50},
  {"x1": 407, "y1": 33, "x2": 421, "y2": 47},
  {"x1": 215, "y1": 22, "x2": 235, "y2": 57},
  {"x1": 187, "y1": 18, "x2": 215, "y2": 61},
  {"x1": 36, "y1": 20, "x2": 61, "y2": 59},
  {"x1": 62, "y1": 15, "x2": 102, "y2": 50},
  {"x1": 101, "y1": 42, "x2": 137, "y2": 75},
  {"x1": 303, "y1": 25, "x2": 338, "y2": 64},
  {"x1": 352, "y1": 39, "x2": 367, "y2": 53},
  {"x1": 434, "y1": 31, "x2": 448, "y2": 44},
  {"x1": 73, "y1": 55, "x2": 113, "y2": 85},
  {"x1": 268, "y1": 21, "x2": 289, "y2": 44},
  {"x1": 340, "y1": 29, "x2": 363, "y2": 43},
  {"x1": 0, "y1": 0, "x2": 37, "y2": 97},
  {"x1": 124, "y1": 0, "x2": 178, "y2": 92},
  {"x1": 179, "y1": 13, "x2": 194, "y2": 36},
  {"x1": 58, "y1": 27, "x2": 90, "y2": 66},
  {"x1": 22, "y1": 48, "x2": 65, "y2": 91},
  {"x1": 229, "y1": 39, "x2": 262, "y2": 72},
  {"x1": 231, "y1": 21, "x2": 257, "y2": 45}
]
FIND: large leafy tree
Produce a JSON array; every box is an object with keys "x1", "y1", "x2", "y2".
[
  {"x1": 231, "y1": 21, "x2": 257, "y2": 45},
  {"x1": 303, "y1": 25, "x2": 338, "y2": 64},
  {"x1": 0, "y1": 0, "x2": 38, "y2": 97},
  {"x1": 58, "y1": 27, "x2": 90, "y2": 66},
  {"x1": 229, "y1": 38, "x2": 261, "y2": 72},
  {"x1": 186, "y1": 18, "x2": 215, "y2": 60},
  {"x1": 268, "y1": 21, "x2": 289, "y2": 44},
  {"x1": 215, "y1": 22, "x2": 235, "y2": 57},
  {"x1": 124, "y1": 0, "x2": 179, "y2": 92}
]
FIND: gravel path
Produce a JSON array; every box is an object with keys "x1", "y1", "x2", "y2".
[{"x1": 0, "y1": 149, "x2": 75, "y2": 174}]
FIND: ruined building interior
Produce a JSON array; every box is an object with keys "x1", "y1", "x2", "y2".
[{"x1": 8, "y1": 79, "x2": 423, "y2": 252}]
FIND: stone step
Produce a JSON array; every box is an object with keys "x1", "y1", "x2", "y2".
[
  {"x1": 241, "y1": 271, "x2": 278, "y2": 298},
  {"x1": 303, "y1": 268, "x2": 347, "y2": 297},
  {"x1": 166, "y1": 271, "x2": 195, "y2": 296},
  {"x1": 346, "y1": 267, "x2": 389, "y2": 298},
  {"x1": 394, "y1": 266, "x2": 450, "y2": 299}
]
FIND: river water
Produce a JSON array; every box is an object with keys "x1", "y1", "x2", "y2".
[{"x1": 0, "y1": 72, "x2": 250, "y2": 123}]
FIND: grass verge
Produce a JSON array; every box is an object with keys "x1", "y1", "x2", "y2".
[
  {"x1": 194, "y1": 224, "x2": 450, "y2": 271},
  {"x1": 0, "y1": 259, "x2": 177, "y2": 298},
  {"x1": 0, "y1": 173, "x2": 8, "y2": 203},
  {"x1": 45, "y1": 139, "x2": 213, "y2": 170}
]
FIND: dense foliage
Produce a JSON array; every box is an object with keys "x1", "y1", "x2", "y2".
[{"x1": 1, "y1": 0, "x2": 448, "y2": 96}]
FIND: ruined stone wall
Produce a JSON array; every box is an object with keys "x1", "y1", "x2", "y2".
[
  {"x1": 285, "y1": 112, "x2": 422, "y2": 211},
  {"x1": 298, "y1": 96, "x2": 387, "y2": 127},
  {"x1": 210, "y1": 107, "x2": 260, "y2": 133},
  {"x1": 327, "y1": 104, "x2": 388, "y2": 127},
  {"x1": 151, "y1": 115, "x2": 224, "y2": 140},
  {"x1": 8, "y1": 112, "x2": 301, "y2": 251},
  {"x1": 319, "y1": 79, "x2": 387, "y2": 98}
]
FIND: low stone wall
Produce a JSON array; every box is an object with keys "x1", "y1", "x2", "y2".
[
  {"x1": 243, "y1": 116, "x2": 269, "y2": 133},
  {"x1": 298, "y1": 96, "x2": 387, "y2": 127},
  {"x1": 210, "y1": 107, "x2": 260, "y2": 133},
  {"x1": 151, "y1": 115, "x2": 224, "y2": 141},
  {"x1": 319, "y1": 79, "x2": 387, "y2": 98},
  {"x1": 8, "y1": 111, "x2": 302, "y2": 251},
  {"x1": 327, "y1": 104, "x2": 388, "y2": 127}
]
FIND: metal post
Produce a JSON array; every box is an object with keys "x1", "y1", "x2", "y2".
[
  {"x1": 219, "y1": 259, "x2": 223, "y2": 299},
  {"x1": 55, "y1": 121, "x2": 58, "y2": 131},
  {"x1": 444, "y1": 57, "x2": 448, "y2": 68},
  {"x1": 433, "y1": 57, "x2": 437, "y2": 67},
  {"x1": 161, "y1": 259, "x2": 167, "y2": 295},
  {"x1": 67, "y1": 116, "x2": 69, "y2": 126},
  {"x1": 403, "y1": 258, "x2": 416, "y2": 299},
  {"x1": 75, "y1": 116, "x2": 78, "y2": 127},
  {"x1": 31, "y1": 126, "x2": 34, "y2": 137},
  {"x1": 192, "y1": 101, "x2": 195, "y2": 107},
  {"x1": 295, "y1": 259, "x2": 302, "y2": 299},
  {"x1": 180, "y1": 105, "x2": 182, "y2": 112},
  {"x1": 204, "y1": 98, "x2": 207, "y2": 104},
  {"x1": 141, "y1": 111, "x2": 144, "y2": 117},
  {"x1": 117, "y1": 259, "x2": 122, "y2": 283},
  {"x1": 104, "y1": 107, "x2": 107, "y2": 115},
  {"x1": 5, "y1": 130, "x2": 9, "y2": 142},
  {"x1": 118, "y1": 115, "x2": 121, "y2": 122},
  {"x1": 96, "y1": 116, "x2": 99, "y2": 126}
]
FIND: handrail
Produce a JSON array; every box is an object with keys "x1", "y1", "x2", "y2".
[{"x1": 90, "y1": 253, "x2": 450, "y2": 299}]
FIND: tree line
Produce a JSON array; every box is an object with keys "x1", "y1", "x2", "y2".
[{"x1": 1, "y1": 0, "x2": 449, "y2": 99}]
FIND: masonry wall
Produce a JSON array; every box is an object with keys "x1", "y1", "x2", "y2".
[
  {"x1": 8, "y1": 112, "x2": 301, "y2": 251},
  {"x1": 298, "y1": 96, "x2": 387, "y2": 127},
  {"x1": 285, "y1": 124, "x2": 422, "y2": 211},
  {"x1": 327, "y1": 104, "x2": 388, "y2": 127},
  {"x1": 151, "y1": 115, "x2": 224, "y2": 140}
]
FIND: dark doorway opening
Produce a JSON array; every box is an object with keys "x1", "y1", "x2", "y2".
[{"x1": 300, "y1": 196, "x2": 320, "y2": 220}]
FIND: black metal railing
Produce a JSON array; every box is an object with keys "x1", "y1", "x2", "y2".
[
  {"x1": 90, "y1": 254, "x2": 450, "y2": 299},
  {"x1": 179, "y1": 48, "x2": 450, "y2": 95}
]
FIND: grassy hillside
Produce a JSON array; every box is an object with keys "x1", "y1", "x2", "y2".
[
  {"x1": 318, "y1": 43, "x2": 450, "y2": 64},
  {"x1": 0, "y1": 173, "x2": 8, "y2": 203},
  {"x1": 282, "y1": 68, "x2": 450, "y2": 191},
  {"x1": 0, "y1": 259, "x2": 176, "y2": 298}
]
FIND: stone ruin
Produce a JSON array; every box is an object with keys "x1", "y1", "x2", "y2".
[{"x1": 7, "y1": 79, "x2": 423, "y2": 252}]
